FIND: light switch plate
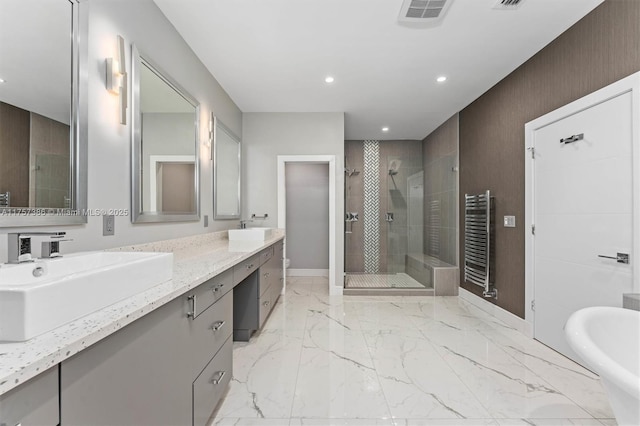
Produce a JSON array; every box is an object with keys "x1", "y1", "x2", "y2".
[
  {"x1": 504, "y1": 215, "x2": 516, "y2": 228},
  {"x1": 103, "y1": 215, "x2": 115, "y2": 236}
]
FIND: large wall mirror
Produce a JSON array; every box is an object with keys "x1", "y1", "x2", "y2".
[
  {"x1": 131, "y1": 45, "x2": 200, "y2": 223},
  {"x1": 0, "y1": 0, "x2": 87, "y2": 226},
  {"x1": 213, "y1": 116, "x2": 241, "y2": 219}
]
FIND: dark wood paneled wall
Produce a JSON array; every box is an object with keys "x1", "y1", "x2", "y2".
[
  {"x1": 0, "y1": 102, "x2": 30, "y2": 207},
  {"x1": 458, "y1": 0, "x2": 640, "y2": 318}
]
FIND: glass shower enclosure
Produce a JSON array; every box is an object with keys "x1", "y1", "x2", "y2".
[{"x1": 344, "y1": 139, "x2": 429, "y2": 290}]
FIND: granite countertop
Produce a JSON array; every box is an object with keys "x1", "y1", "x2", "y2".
[{"x1": 0, "y1": 230, "x2": 285, "y2": 396}]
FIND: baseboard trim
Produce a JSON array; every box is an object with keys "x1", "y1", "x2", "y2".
[
  {"x1": 287, "y1": 269, "x2": 329, "y2": 277},
  {"x1": 458, "y1": 288, "x2": 533, "y2": 338}
]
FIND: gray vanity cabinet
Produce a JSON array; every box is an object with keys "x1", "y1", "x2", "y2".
[
  {"x1": 0, "y1": 366, "x2": 59, "y2": 426},
  {"x1": 233, "y1": 242, "x2": 284, "y2": 341},
  {"x1": 60, "y1": 294, "x2": 193, "y2": 426},
  {"x1": 60, "y1": 270, "x2": 234, "y2": 426}
]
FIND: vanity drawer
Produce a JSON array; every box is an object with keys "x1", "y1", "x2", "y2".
[
  {"x1": 0, "y1": 366, "x2": 59, "y2": 426},
  {"x1": 271, "y1": 275, "x2": 283, "y2": 304},
  {"x1": 189, "y1": 268, "x2": 233, "y2": 317},
  {"x1": 191, "y1": 291, "x2": 233, "y2": 377},
  {"x1": 258, "y1": 291, "x2": 273, "y2": 328},
  {"x1": 258, "y1": 267, "x2": 273, "y2": 297},
  {"x1": 258, "y1": 246, "x2": 274, "y2": 266},
  {"x1": 275, "y1": 240, "x2": 284, "y2": 261},
  {"x1": 233, "y1": 254, "x2": 260, "y2": 284},
  {"x1": 193, "y1": 336, "x2": 233, "y2": 426}
]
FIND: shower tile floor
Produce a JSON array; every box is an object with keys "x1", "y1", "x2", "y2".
[
  {"x1": 212, "y1": 276, "x2": 617, "y2": 426},
  {"x1": 346, "y1": 273, "x2": 425, "y2": 288}
]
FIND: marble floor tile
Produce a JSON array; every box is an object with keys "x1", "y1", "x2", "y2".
[
  {"x1": 476, "y1": 327, "x2": 614, "y2": 419},
  {"x1": 352, "y1": 301, "x2": 419, "y2": 331},
  {"x1": 363, "y1": 328, "x2": 491, "y2": 419},
  {"x1": 495, "y1": 420, "x2": 606, "y2": 426},
  {"x1": 215, "y1": 329, "x2": 304, "y2": 418},
  {"x1": 423, "y1": 327, "x2": 592, "y2": 419},
  {"x1": 212, "y1": 418, "x2": 292, "y2": 426},
  {"x1": 213, "y1": 277, "x2": 613, "y2": 426},
  {"x1": 291, "y1": 328, "x2": 390, "y2": 419},
  {"x1": 289, "y1": 418, "x2": 396, "y2": 425},
  {"x1": 395, "y1": 420, "x2": 499, "y2": 426}
]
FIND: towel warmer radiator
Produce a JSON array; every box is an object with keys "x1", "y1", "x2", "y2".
[{"x1": 464, "y1": 190, "x2": 496, "y2": 299}]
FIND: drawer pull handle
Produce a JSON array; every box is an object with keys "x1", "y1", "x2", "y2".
[
  {"x1": 262, "y1": 301, "x2": 270, "y2": 307},
  {"x1": 263, "y1": 272, "x2": 270, "y2": 278},
  {"x1": 246, "y1": 263, "x2": 254, "y2": 270},
  {"x1": 187, "y1": 295, "x2": 197, "y2": 319},
  {"x1": 211, "y1": 370, "x2": 226, "y2": 385},
  {"x1": 211, "y1": 283, "x2": 225, "y2": 293},
  {"x1": 211, "y1": 320, "x2": 226, "y2": 332}
]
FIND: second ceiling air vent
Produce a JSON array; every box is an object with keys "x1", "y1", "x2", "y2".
[
  {"x1": 493, "y1": 0, "x2": 525, "y2": 10},
  {"x1": 398, "y1": 0, "x2": 453, "y2": 23}
]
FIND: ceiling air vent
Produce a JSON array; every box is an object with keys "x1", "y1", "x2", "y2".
[
  {"x1": 398, "y1": 0, "x2": 453, "y2": 23},
  {"x1": 493, "y1": 0, "x2": 525, "y2": 10}
]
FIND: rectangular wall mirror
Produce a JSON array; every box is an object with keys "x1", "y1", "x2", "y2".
[
  {"x1": 131, "y1": 45, "x2": 200, "y2": 223},
  {"x1": 0, "y1": 0, "x2": 88, "y2": 226},
  {"x1": 213, "y1": 116, "x2": 241, "y2": 219}
]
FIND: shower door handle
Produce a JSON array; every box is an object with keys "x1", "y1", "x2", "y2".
[{"x1": 598, "y1": 252, "x2": 629, "y2": 264}]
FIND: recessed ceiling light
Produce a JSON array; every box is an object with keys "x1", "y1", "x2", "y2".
[
  {"x1": 382, "y1": 127, "x2": 389, "y2": 132},
  {"x1": 437, "y1": 76, "x2": 447, "y2": 83},
  {"x1": 325, "y1": 76, "x2": 335, "y2": 83}
]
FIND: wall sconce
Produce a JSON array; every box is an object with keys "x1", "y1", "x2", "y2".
[
  {"x1": 207, "y1": 112, "x2": 214, "y2": 160},
  {"x1": 105, "y1": 35, "x2": 128, "y2": 125}
]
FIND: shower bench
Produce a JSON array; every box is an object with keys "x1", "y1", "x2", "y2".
[{"x1": 406, "y1": 253, "x2": 459, "y2": 296}]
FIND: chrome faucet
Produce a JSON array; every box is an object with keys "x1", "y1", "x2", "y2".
[
  {"x1": 7, "y1": 232, "x2": 67, "y2": 264},
  {"x1": 239, "y1": 219, "x2": 252, "y2": 229}
]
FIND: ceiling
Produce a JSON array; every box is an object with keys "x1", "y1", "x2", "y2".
[{"x1": 154, "y1": 0, "x2": 603, "y2": 141}]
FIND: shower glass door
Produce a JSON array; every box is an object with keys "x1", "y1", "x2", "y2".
[{"x1": 344, "y1": 139, "x2": 430, "y2": 290}]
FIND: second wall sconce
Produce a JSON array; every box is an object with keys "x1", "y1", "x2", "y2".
[
  {"x1": 207, "y1": 112, "x2": 214, "y2": 160},
  {"x1": 105, "y1": 35, "x2": 128, "y2": 125}
]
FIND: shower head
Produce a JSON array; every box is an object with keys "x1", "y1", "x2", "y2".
[{"x1": 388, "y1": 159, "x2": 402, "y2": 176}]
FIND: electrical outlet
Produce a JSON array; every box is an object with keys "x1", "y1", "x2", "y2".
[
  {"x1": 103, "y1": 214, "x2": 115, "y2": 236},
  {"x1": 204, "y1": 215, "x2": 209, "y2": 227},
  {"x1": 503, "y1": 215, "x2": 516, "y2": 228}
]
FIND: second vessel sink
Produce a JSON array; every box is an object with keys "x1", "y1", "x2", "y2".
[
  {"x1": 0, "y1": 251, "x2": 173, "y2": 342},
  {"x1": 228, "y1": 227, "x2": 273, "y2": 241}
]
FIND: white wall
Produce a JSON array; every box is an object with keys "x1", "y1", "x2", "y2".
[
  {"x1": 243, "y1": 113, "x2": 345, "y2": 290},
  {"x1": 0, "y1": 0, "x2": 243, "y2": 261},
  {"x1": 285, "y1": 163, "x2": 329, "y2": 270}
]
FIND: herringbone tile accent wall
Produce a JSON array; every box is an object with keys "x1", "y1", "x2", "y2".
[{"x1": 363, "y1": 140, "x2": 380, "y2": 273}]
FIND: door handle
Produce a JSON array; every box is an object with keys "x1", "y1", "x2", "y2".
[{"x1": 598, "y1": 252, "x2": 629, "y2": 264}]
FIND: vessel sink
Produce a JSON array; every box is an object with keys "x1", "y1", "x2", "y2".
[
  {"x1": 0, "y1": 251, "x2": 173, "y2": 342},
  {"x1": 228, "y1": 227, "x2": 273, "y2": 241}
]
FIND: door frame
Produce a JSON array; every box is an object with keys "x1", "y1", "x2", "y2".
[
  {"x1": 277, "y1": 155, "x2": 340, "y2": 295},
  {"x1": 149, "y1": 155, "x2": 196, "y2": 211},
  {"x1": 524, "y1": 71, "x2": 640, "y2": 327}
]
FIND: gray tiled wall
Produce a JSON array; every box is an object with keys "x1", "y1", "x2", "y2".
[
  {"x1": 422, "y1": 114, "x2": 459, "y2": 267},
  {"x1": 345, "y1": 139, "x2": 423, "y2": 273}
]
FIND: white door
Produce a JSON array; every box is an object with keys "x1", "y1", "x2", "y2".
[{"x1": 532, "y1": 91, "x2": 634, "y2": 363}]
